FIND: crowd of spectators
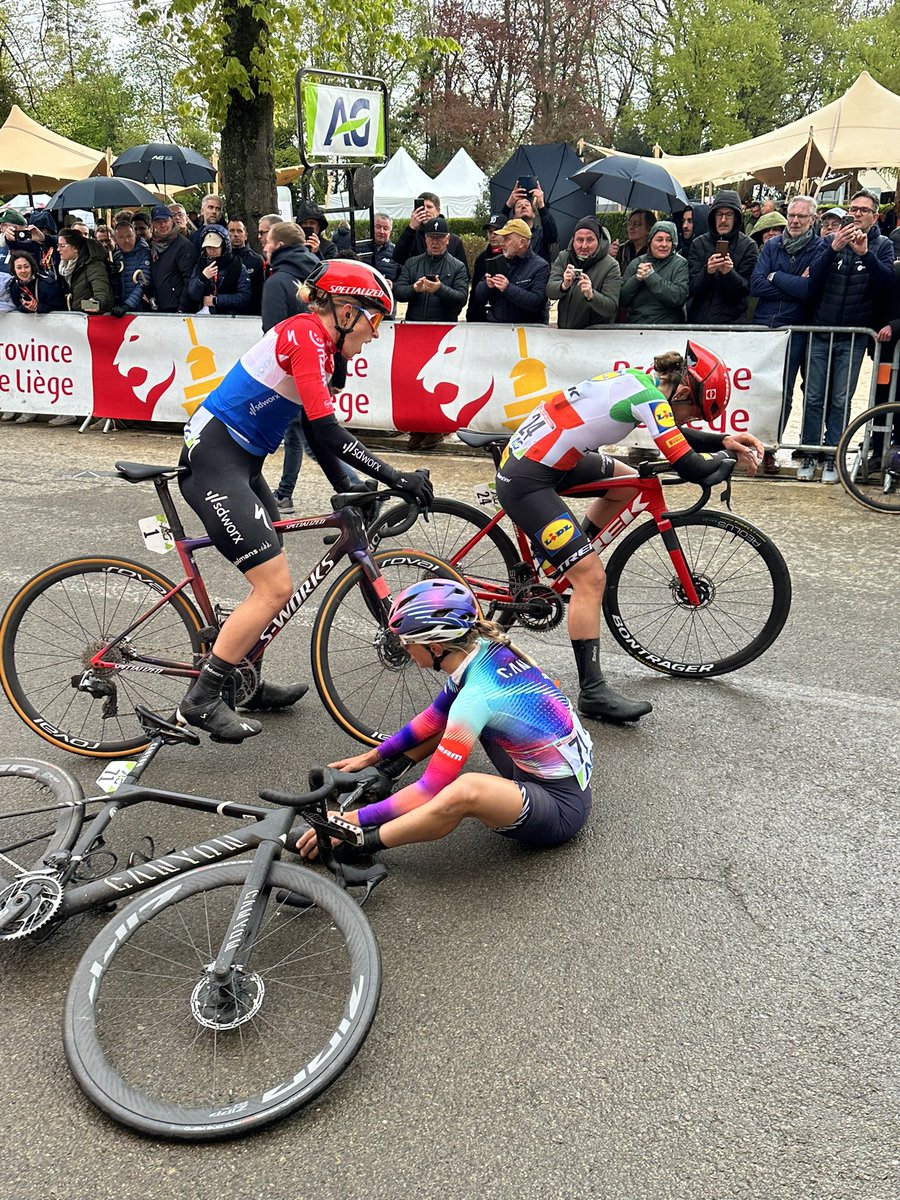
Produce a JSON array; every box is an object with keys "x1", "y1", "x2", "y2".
[{"x1": 0, "y1": 181, "x2": 898, "y2": 474}]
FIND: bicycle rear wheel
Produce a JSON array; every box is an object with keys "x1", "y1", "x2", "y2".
[
  {"x1": 371, "y1": 497, "x2": 520, "y2": 608},
  {"x1": 836, "y1": 401, "x2": 900, "y2": 513},
  {"x1": 602, "y1": 511, "x2": 791, "y2": 676},
  {"x1": 311, "y1": 549, "x2": 471, "y2": 745},
  {"x1": 64, "y1": 860, "x2": 381, "y2": 1140},
  {"x1": 0, "y1": 758, "x2": 84, "y2": 891},
  {"x1": 0, "y1": 557, "x2": 210, "y2": 757}
]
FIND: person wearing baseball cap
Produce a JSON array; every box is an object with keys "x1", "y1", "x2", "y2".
[
  {"x1": 818, "y1": 207, "x2": 846, "y2": 236},
  {"x1": 148, "y1": 203, "x2": 198, "y2": 312},
  {"x1": 466, "y1": 215, "x2": 507, "y2": 322},
  {"x1": 393, "y1": 191, "x2": 471, "y2": 280},
  {"x1": 473, "y1": 217, "x2": 550, "y2": 325},
  {"x1": 394, "y1": 212, "x2": 469, "y2": 449},
  {"x1": 186, "y1": 223, "x2": 252, "y2": 315}
]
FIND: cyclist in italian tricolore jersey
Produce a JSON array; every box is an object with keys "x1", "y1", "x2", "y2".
[
  {"x1": 296, "y1": 580, "x2": 593, "y2": 856},
  {"x1": 176, "y1": 260, "x2": 434, "y2": 744},
  {"x1": 495, "y1": 341, "x2": 765, "y2": 724}
]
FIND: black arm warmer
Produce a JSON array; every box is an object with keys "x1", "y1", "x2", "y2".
[
  {"x1": 675, "y1": 446, "x2": 733, "y2": 484},
  {"x1": 303, "y1": 413, "x2": 399, "y2": 486},
  {"x1": 680, "y1": 426, "x2": 726, "y2": 453}
]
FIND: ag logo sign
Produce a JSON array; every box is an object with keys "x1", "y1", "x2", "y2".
[{"x1": 302, "y1": 82, "x2": 386, "y2": 159}]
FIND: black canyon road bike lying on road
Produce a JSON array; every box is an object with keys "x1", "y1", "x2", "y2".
[{"x1": 0, "y1": 707, "x2": 391, "y2": 1140}]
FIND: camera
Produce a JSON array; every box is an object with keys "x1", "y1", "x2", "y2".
[
  {"x1": 14, "y1": 229, "x2": 31, "y2": 242},
  {"x1": 572, "y1": 268, "x2": 584, "y2": 279}
]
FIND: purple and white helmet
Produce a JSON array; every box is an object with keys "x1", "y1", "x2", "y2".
[{"x1": 387, "y1": 579, "x2": 478, "y2": 644}]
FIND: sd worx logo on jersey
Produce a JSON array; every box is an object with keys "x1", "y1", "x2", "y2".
[{"x1": 540, "y1": 516, "x2": 576, "y2": 552}]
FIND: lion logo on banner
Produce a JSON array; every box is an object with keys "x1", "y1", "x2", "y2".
[
  {"x1": 415, "y1": 327, "x2": 495, "y2": 424},
  {"x1": 113, "y1": 324, "x2": 177, "y2": 408}
]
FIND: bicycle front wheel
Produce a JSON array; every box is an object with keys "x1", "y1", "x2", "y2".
[
  {"x1": 0, "y1": 557, "x2": 210, "y2": 757},
  {"x1": 0, "y1": 758, "x2": 84, "y2": 891},
  {"x1": 311, "y1": 548, "x2": 471, "y2": 744},
  {"x1": 602, "y1": 511, "x2": 791, "y2": 676},
  {"x1": 371, "y1": 497, "x2": 520, "y2": 606},
  {"x1": 836, "y1": 401, "x2": 900, "y2": 513},
  {"x1": 64, "y1": 860, "x2": 381, "y2": 1140}
]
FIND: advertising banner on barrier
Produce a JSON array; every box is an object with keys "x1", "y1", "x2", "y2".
[{"x1": 0, "y1": 314, "x2": 788, "y2": 443}]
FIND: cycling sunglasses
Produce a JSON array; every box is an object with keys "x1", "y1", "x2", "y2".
[{"x1": 347, "y1": 304, "x2": 384, "y2": 331}]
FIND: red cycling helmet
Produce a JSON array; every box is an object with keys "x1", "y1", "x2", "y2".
[
  {"x1": 684, "y1": 340, "x2": 731, "y2": 422},
  {"x1": 307, "y1": 259, "x2": 393, "y2": 316}
]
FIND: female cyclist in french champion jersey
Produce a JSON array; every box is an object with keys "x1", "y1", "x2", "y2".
[
  {"x1": 176, "y1": 260, "x2": 433, "y2": 744},
  {"x1": 296, "y1": 580, "x2": 594, "y2": 857},
  {"x1": 495, "y1": 341, "x2": 764, "y2": 725}
]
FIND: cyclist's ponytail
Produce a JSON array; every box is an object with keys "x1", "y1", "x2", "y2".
[
  {"x1": 467, "y1": 618, "x2": 537, "y2": 668},
  {"x1": 652, "y1": 350, "x2": 686, "y2": 390}
]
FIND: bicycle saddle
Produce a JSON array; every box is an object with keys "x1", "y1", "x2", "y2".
[
  {"x1": 115, "y1": 461, "x2": 187, "y2": 483},
  {"x1": 457, "y1": 429, "x2": 511, "y2": 449}
]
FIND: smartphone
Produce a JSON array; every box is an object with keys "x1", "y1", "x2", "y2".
[
  {"x1": 426, "y1": 274, "x2": 438, "y2": 282},
  {"x1": 716, "y1": 239, "x2": 729, "y2": 255},
  {"x1": 840, "y1": 214, "x2": 855, "y2": 228},
  {"x1": 414, "y1": 196, "x2": 427, "y2": 210},
  {"x1": 517, "y1": 175, "x2": 537, "y2": 194}
]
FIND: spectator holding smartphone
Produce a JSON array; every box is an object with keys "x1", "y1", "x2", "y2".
[
  {"x1": 8, "y1": 248, "x2": 64, "y2": 314},
  {"x1": 687, "y1": 189, "x2": 759, "y2": 323},
  {"x1": 500, "y1": 177, "x2": 559, "y2": 265},
  {"x1": 394, "y1": 216, "x2": 469, "y2": 450},
  {"x1": 548, "y1": 217, "x2": 620, "y2": 329},
  {"x1": 393, "y1": 192, "x2": 470, "y2": 279}
]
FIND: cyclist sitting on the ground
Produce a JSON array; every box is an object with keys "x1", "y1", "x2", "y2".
[
  {"x1": 296, "y1": 579, "x2": 593, "y2": 856},
  {"x1": 176, "y1": 260, "x2": 433, "y2": 743},
  {"x1": 494, "y1": 341, "x2": 764, "y2": 724}
]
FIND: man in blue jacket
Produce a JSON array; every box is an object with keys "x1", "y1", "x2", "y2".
[
  {"x1": 750, "y1": 194, "x2": 823, "y2": 472},
  {"x1": 474, "y1": 218, "x2": 550, "y2": 324},
  {"x1": 798, "y1": 190, "x2": 894, "y2": 483}
]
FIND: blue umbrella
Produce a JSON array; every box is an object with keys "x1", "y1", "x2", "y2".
[
  {"x1": 47, "y1": 176, "x2": 160, "y2": 211},
  {"x1": 570, "y1": 155, "x2": 689, "y2": 213},
  {"x1": 112, "y1": 143, "x2": 216, "y2": 190}
]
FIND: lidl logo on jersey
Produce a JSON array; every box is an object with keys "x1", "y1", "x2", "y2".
[
  {"x1": 650, "y1": 400, "x2": 675, "y2": 429},
  {"x1": 540, "y1": 516, "x2": 576, "y2": 551},
  {"x1": 302, "y1": 81, "x2": 386, "y2": 158}
]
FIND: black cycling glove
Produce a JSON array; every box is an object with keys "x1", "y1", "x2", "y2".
[{"x1": 394, "y1": 469, "x2": 434, "y2": 506}]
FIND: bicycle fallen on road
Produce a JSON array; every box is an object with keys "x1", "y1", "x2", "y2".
[{"x1": 0, "y1": 706, "x2": 390, "y2": 1139}]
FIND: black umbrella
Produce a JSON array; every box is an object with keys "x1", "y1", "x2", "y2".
[
  {"x1": 47, "y1": 176, "x2": 160, "y2": 211},
  {"x1": 570, "y1": 155, "x2": 689, "y2": 213},
  {"x1": 112, "y1": 143, "x2": 216, "y2": 190},
  {"x1": 490, "y1": 143, "x2": 595, "y2": 249}
]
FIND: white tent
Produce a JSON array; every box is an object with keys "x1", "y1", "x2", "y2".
[
  {"x1": 581, "y1": 72, "x2": 900, "y2": 188},
  {"x1": 432, "y1": 148, "x2": 488, "y2": 217},
  {"x1": 371, "y1": 147, "x2": 436, "y2": 218}
]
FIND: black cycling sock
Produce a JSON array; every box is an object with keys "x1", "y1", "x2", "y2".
[
  {"x1": 571, "y1": 638, "x2": 604, "y2": 687},
  {"x1": 184, "y1": 652, "x2": 236, "y2": 706}
]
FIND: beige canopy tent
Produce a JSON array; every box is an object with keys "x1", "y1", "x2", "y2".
[
  {"x1": 581, "y1": 72, "x2": 900, "y2": 189},
  {"x1": 0, "y1": 105, "x2": 107, "y2": 197}
]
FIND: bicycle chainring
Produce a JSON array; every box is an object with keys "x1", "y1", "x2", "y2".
[
  {"x1": 230, "y1": 660, "x2": 261, "y2": 707},
  {"x1": 191, "y1": 967, "x2": 265, "y2": 1030},
  {"x1": 513, "y1": 584, "x2": 565, "y2": 631},
  {"x1": 0, "y1": 873, "x2": 64, "y2": 941}
]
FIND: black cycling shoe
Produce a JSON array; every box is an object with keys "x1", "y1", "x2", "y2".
[
  {"x1": 240, "y1": 680, "x2": 309, "y2": 712},
  {"x1": 577, "y1": 680, "x2": 653, "y2": 724},
  {"x1": 177, "y1": 697, "x2": 262, "y2": 743}
]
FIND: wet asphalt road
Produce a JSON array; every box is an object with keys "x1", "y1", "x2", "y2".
[{"x1": 0, "y1": 423, "x2": 896, "y2": 1200}]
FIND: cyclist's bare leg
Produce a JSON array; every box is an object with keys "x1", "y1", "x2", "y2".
[
  {"x1": 583, "y1": 459, "x2": 640, "y2": 533},
  {"x1": 374, "y1": 774, "x2": 523, "y2": 847},
  {"x1": 179, "y1": 552, "x2": 301, "y2": 740},
  {"x1": 211, "y1": 553, "x2": 293, "y2": 662}
]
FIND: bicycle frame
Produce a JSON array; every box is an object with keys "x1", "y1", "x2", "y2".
[
  {"x1": 445, "y1": 472, "x2": 706, "y2": 611},
  {"x1": 89, "y1": 483, "x2": 391, "y2": 684}
]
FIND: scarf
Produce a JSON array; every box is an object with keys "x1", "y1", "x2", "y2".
[
  {"x1": 781, "y1": 228, "x2": 814, "y2": 256},
  {"x1": 58, "y1": 257, "x2": 75, "y2": 279},
  {"x1": 151, "y1": 232, "x2": 177, "y2": 254}
]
